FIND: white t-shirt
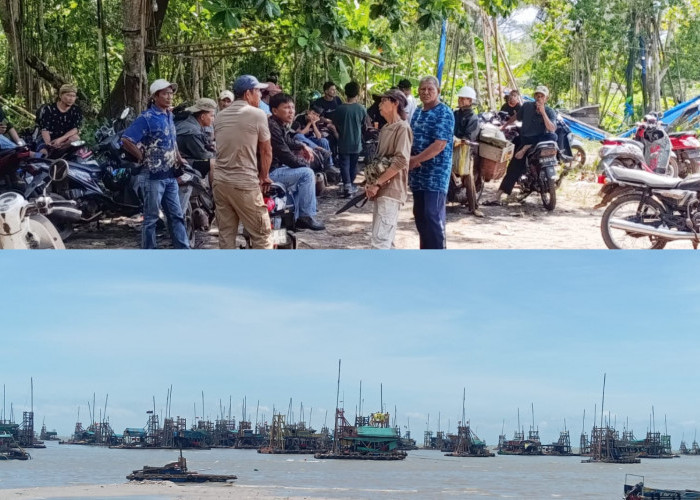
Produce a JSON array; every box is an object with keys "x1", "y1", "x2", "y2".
[{"x1": 405, "y1": 94, "x2": 417, "y2": 123}]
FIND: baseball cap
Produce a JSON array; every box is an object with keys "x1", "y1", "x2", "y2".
[
  {"x1": 219, "y1": 90, "x2": 234, "y2": 101},
  {"x1": 534, "y1": 85, "x2": 549, "y2": 97},
  {"x1": 59, "y1": 84, "x2": 78, "y2": 96},
  {"x1": 233, "y1": 75, "x2": 268, "y2": 95},
  {"x1": 380, "y1": 89, "x2": 408, "y2": 109},
  {"x1": 186, "y1": 98, "x2": 217, "y2": 114},
  {"x1": 150, "y1": 79, "x2": 178, "y2": 96}
]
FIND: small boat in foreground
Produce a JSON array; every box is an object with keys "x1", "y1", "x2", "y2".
[
  {"x1": 624, "y1": 474, "x2": 700, "y2": 499},
  {"x1": 126, "y1": 451, "x2": 236, "y2": 483}
]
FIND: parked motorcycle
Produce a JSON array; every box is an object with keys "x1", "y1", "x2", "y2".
[
  {"x1": 555, "y1": 114, "x2": 586, "y2": 187},
  {"x1": 0, "y1": 159, "x2": 80, "y2": 249},
  {"x1": 177, "y1": 164, "x2": 215, "y2": 248},
  {"x1": 669, "y1": 130, "x2": 700, "y2": 178},
  {"x1": 37, "y1": 109, "x2": 142, "y2": 231},
  {"x1": 448, "y1": 111, "x2": 510, "y2": 212},
  {"x1": 515, "y1": 140, "x2": 561, "y2": 211},
  {"x1": 241, "y1": 182, "x2": 296, "y2": 249},
  {"x1": 448, "y1": 139, "x2": 483, "y2": 213},
  {"x1": 596, "y1": 123, "x2": 675, "y2": 180},
  {"x1": 597, "y1": 163, "x2": 700, "y2": 249}
]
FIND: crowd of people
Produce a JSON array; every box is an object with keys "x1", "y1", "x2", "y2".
[{"x1": 0, "y1": 72, "x2": 559, "y2": 250}]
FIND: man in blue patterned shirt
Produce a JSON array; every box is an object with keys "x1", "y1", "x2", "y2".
[
  {"x1": 122, "y1": 79, "x2": 190, "y2": 249},
  {"x1": 409, "y1": 76, "x2": 454, "y2": 249}
]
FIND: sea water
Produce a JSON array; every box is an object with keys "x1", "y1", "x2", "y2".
[{"x1": 1, "y1": 441, "x2": 699, "y2": 498}]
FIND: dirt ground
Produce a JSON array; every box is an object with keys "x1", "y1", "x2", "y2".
[{"x1": 65, "y1": 174, "x2": 632, "y2": 250}]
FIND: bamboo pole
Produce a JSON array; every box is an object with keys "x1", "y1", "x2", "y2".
[{"x1": 493, "y1": 16, "x2": 502, "y2": 101}]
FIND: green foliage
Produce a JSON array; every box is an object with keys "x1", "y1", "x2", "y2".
[{"x1": 479, "y1": 0, "x2": 519, "y2": 18}]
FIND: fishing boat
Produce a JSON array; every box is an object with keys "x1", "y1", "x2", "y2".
[
  {"x1": 314, "y1": 408, "x2": 407, "y2": 460},
  {"x1": 126, "y1": 451, "x2": 236, "y2": 483},
  {"x1": 624, "y1": 474, "x2": 700, "y2": 499},
  {"x1": 314, "y1": 361, "x2": 406, "y2": 460},
  {"x1": 0, "y1": 432, "x2": 30, "y2": 460},
  {"x1": 443, "y1": 389, "x2": 494, "y2": 458}
]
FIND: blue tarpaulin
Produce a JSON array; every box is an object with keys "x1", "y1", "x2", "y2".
[{"x1": 620, "y1": 95, "x2": 700, "y2": 137}]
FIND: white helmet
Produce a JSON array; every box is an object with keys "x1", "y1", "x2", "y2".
[{"x1": 456, "y1": 86, "x2": 477, "y2": 99}]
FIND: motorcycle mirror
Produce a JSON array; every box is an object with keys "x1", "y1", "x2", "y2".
[
  {"x1": 70, "y1": 140, "x2": 85, "y2": 148},
  {"x1": 50, "y1": 159, "x2": 69, "y2": 182},
  {"x1": 120, "y1": 107, "x2": 131, "y2": 120}
]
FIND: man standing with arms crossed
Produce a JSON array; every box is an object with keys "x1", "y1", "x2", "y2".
[
  {"x1": 122, "y1": 79, "x2": 190, "y2": 249},
  {"x1": 213, "y1": 75, "x2": 273, "y2": 249}
]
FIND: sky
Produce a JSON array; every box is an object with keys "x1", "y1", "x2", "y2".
[{"x1": 1, "y1": 251, "x2": 699, "y2": 448}]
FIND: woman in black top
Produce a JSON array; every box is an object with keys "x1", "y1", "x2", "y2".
[{"x1": 37, "y1": 83, "x2": 83, "y2": 154}]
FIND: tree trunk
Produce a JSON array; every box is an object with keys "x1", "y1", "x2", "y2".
[
  {"x1": 482, "y1": 14, "x2": 494, "y2": 110},
  {"x1": 0, "y1": 0, "x2": 28, "y2": 99},
  {"x1": 467, "y1": 21, "x2": 480, "y2": 102},
  {"x1": 101, "y1": 0, "x2": 170, "y2": 117}
]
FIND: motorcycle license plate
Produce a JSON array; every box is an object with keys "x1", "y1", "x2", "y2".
[
  {"x1": 272, "y1": 229, "x2": 289, "y2": 246},
  {"x1": 686, "y1": 150, "x2": 700, "y2": 159}
]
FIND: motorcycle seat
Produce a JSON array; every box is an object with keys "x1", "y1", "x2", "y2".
[
  {"x1": 73, "y1": 161, "x2": 102, "y2": 173},
  {"x1": 668, "y1": 131, "x2": 697, "y2": 138},
  {"x1": 609, "y1": 166, "x2": 682, "y2": 189},
  {"x1": 677, "y1": 174, "x2": 700, "y2": 191}
]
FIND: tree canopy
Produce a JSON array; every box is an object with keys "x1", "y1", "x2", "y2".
[{"x1": 1, "y1": 0, "x2": 699, "y2": 133}]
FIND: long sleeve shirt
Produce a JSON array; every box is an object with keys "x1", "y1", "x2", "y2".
[{"x1": 268, "y1": 115, "x2": 309, "y2": 171}]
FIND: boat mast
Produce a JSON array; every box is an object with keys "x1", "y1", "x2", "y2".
[{"x1": 334, "y1": 359, "x2": 341, "y2": 454}]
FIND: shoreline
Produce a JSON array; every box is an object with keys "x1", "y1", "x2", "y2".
[{"x1": 2, "y1": 482, "x2": 315, "y2": 499}]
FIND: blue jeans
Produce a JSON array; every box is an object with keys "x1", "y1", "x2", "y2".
[
  {"x1": 338, "y1": 153, "x2": 359, "y2": 185},
  {"x1": 0, "y1": 135, "x2": 16, "y2": 149},
  {"x1": 413, "y1": 190, "x2": 446, "y2": 249},
  {"x1": 270, "y1": 166, "x2": 316, "y2": 219},
  {"x1": 295, "y1": 134, "x2": 334, "y2": 166},
  {"x1": 142, "y1": 177, "x2": 190, "y2": 249}
]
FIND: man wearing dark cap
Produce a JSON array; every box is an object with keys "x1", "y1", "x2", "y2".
[
  {"x1": 213, "y1": 75, "x2": 274, "y2": 249},
  {"x1": 176, "y1": 97, "x2": 217, "y2": 214}
]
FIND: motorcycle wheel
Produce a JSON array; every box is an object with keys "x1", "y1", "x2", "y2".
[
  {"x1": 600, "y1": 193, "x2": 668, "y2": 249},
  {"x1": 667, "y1": 157, "x2": 679, "y2": 177},
  {"x1": 27, "y1": 214, "x2": 65, "y2": 249},
  {"x1": 463, "y1": 174, "x2": 478, "y2": 212},
  {"x1": 47, "y1": 194, "x2": 74, "y2": 241},
  {"x1": 540, "y1": 178, "x2": 557, "y2": 211},
  {"x1": 184, "y1": 205, "x2": 195, "y2": 248},
  {"x1": 571, "y1": 145, "x2": 586, "y2": 169},
  {"x1": 277, "y1": 232, "x2": 297, "y2": 250}
]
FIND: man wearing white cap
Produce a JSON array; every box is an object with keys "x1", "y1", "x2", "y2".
[
  {"x1": 485, "y1": 85, "x2": 557, "y2": 206},
  {"x1": 218, "y1": 90, "x2": 234, "y2": 111},
  {"x1": 122, "y1": 78, "x2": 190, "y2": 249},
  {"x1": 213, "y1": 75, "x2": 274, "y2": 249}
]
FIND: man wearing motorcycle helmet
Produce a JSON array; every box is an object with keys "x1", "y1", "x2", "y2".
[
  {"x1": 485, "y1": 85, "x2": 557, "y2": 206},
  {"x1": 453, "y1": 85, "x2": 480, "y2": 142}
]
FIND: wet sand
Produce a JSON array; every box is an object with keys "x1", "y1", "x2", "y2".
[{"x1": 3, "y1": 482, "x2": 308, "y2": 500}]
